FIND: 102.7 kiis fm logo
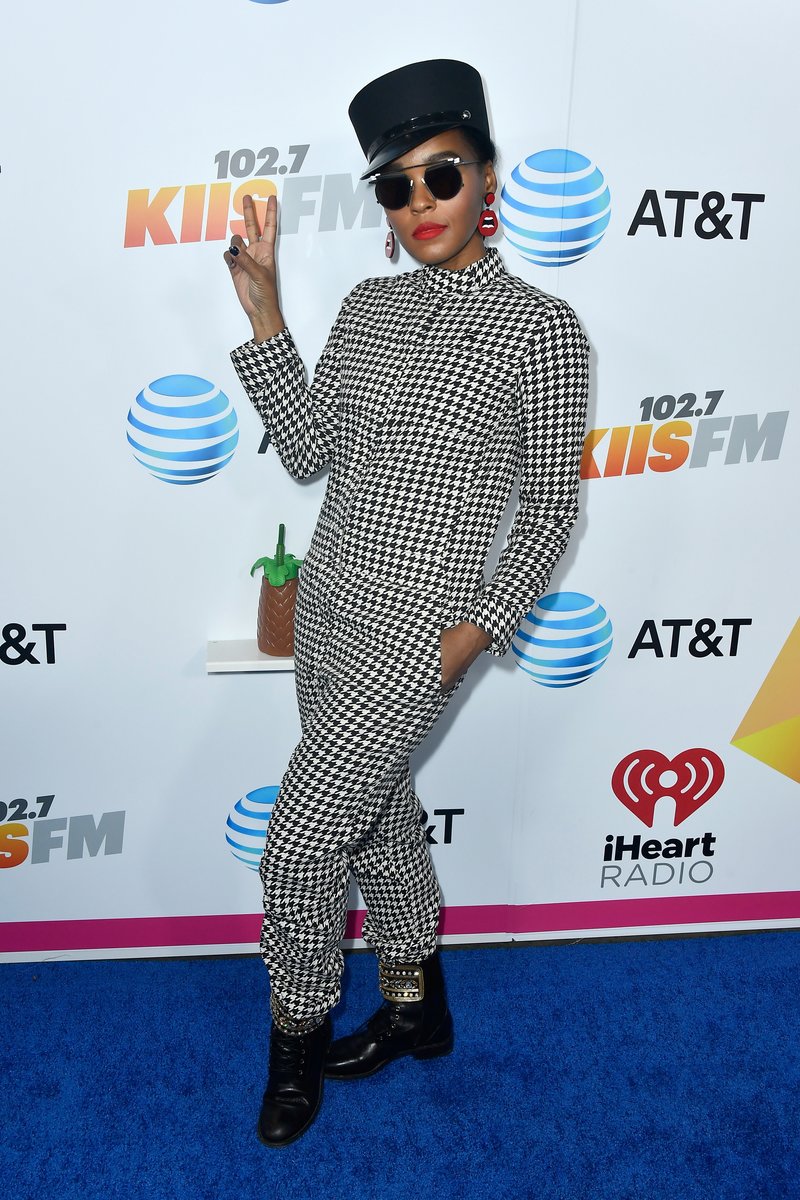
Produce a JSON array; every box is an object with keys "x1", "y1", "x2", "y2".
[
  {"x1": 124, "y1": 143, "x2": 383, "y2": 247},
  {"x1": 0, "y1": 794, "x2": 125, "y2": 869},
  {"x1": 581, "y1": 386, "x2": 788, "y2": 479}
]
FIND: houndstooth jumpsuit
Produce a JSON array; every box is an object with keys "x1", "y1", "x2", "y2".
[{"x1": 230, "y1": 247, "x2": 590, "y2": 1032}]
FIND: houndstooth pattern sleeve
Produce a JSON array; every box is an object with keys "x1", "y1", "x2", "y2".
[
  {"x1": 460, "y1": 303, "x2": 590, "y2": 658},
  {"x1": 229, "y1": 290, "x2": 357, "y2": 480}
]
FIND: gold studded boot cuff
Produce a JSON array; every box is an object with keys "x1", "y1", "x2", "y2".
[
  {"x1": 270, "y1": 993, "x2": 328, "y2": 1035},
  {"x1": 379, "y1": 961, "x2": 425, "y2": 1003}
]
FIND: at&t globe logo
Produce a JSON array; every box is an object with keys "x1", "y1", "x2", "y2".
[
  {"x1": 226, "y1": 786, "x2": 277, "y2": 870},
  {"x1": 126, "y1": 375, "x2": 239, "y2": 484},
  {"x1": 500, "y1": 149, "x2": 611, "y2": 267},
  {"x1": 513, "y1": 591, "x2": 613, "y2": 687}
]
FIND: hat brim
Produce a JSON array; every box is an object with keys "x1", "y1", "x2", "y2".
[{"x1": 359, "y1": 121, "x2": 467, "y2": 180}]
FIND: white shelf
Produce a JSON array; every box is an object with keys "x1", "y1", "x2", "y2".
[{"x1": 207, "y1": 639, "x2": 295, "y2": 674}]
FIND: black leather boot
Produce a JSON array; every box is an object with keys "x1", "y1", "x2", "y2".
[
  {"x1": 257, "y1": 1013, "x2": 331, "y2": 1147},
  {"x1": 325, "y1": 952, "x2": 453, "y2": 1080}
]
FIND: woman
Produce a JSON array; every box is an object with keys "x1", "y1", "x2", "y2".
[{"x1": 224, "y1": 59, "x2": 590, "y2": 1147}]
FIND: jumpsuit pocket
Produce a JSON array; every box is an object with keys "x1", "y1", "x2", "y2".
[
  {"x1": 420, "y1": 620, "x2": 445, "y2": 696},
  {"x1": 435, "y1": 625, "x2": 445, "y2": 693},
  {"x1": 434, "y1": 621, "x2": 465, "y2": 696}
]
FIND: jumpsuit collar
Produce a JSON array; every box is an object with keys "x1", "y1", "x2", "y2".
[{"x1": 413, "y1": 246, "x2": 505, "y2": 295}]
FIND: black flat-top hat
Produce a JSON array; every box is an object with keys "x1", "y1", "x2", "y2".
[{"x1": 349, "y1": 59, "x2": 490, "y2": 180}]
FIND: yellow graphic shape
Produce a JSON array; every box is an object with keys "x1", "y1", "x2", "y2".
[{"x1": 731, "y1": 618, "x2": 800, "y2": 784}]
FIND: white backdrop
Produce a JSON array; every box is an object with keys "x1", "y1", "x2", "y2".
[{"x1": 2, "y1": 0, "x2": 798, "y2": 961}]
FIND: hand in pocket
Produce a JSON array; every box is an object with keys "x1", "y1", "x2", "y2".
[{"x1": 439, "y1": 621, "x2": 492, "y2": 690}]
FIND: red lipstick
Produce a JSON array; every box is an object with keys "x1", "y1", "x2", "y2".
[{"x1": 412, "y1": 223, "x2": 447, "y2": 240}]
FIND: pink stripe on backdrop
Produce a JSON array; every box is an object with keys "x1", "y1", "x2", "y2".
[{"x1": 2, "y1": 891, "x2": 800, "y2": 953}]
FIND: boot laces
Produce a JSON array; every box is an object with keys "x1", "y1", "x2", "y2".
[
  {"x1": 358, "y1": 1001, "x2": 405, "y2": 1041},
  {"x1": 269, "y1": 1028, "x2": 307, "y2": 1074}
]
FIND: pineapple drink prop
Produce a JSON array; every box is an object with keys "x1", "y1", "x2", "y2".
[{"x1": 250, "y1": 524, "x2": 303, "y2": 657}]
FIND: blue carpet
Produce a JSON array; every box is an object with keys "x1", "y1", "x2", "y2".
[{"x1": 2, "y1": 933, "x2": 798, "y2": 1200}]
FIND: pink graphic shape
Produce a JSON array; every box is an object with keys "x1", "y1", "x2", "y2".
[
  {"x1": 612, "y1": 748, "x2": 725, "y2": 827},
  {"x1": 3, "y1": 890, "x2": 800, "y2": 954}
]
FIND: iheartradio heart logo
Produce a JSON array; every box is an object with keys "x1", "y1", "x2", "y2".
[{"x1": 611, "y1": 748, "x2": 725, "y2": 828}]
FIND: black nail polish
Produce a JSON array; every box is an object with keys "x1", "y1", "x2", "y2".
[{"x1": 229, "y1": 245, "x2": 239, "y2": 257}]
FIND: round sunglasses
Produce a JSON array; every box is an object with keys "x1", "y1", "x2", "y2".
[{"x1": 371, "y1": 157, "x2": 483, "y2": 211}]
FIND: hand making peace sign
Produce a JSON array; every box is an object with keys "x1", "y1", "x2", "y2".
[{"x1": 223, "y1": 193, "x2": 286, "y2": 342}]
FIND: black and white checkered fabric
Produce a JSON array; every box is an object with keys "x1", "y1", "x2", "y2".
[
  {"x1": 230, "y1": 247, "x2": 590, "y2": 1031},
  {"x1": 231, "y1": 246, "x2": 590, "y2": 658},
  {"x1": 261, "y1": 577, "x2": 467, "y2": 1033}
]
